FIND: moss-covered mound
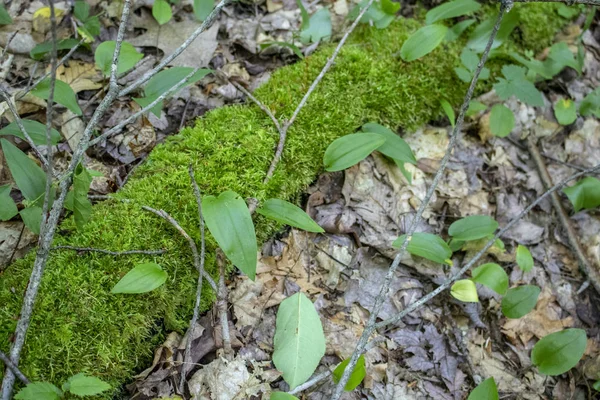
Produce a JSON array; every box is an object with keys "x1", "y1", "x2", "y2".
[{"x1": 0, "y1": 4, "x2": 568, "y2": 398}]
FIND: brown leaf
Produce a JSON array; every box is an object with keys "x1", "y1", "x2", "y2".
[{"x1": 54, "y1": 62, "x2": 103, "y2": 93}]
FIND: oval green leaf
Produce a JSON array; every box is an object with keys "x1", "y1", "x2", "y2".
[
  {"x1": 203, "y1": 190, "x2": 257, "y2": 280},
  {"x1": 30, "y1": 38, "x2": 80, "y2": 60},
  {"x1": 20, "y1": 206, "x2": 43, "y2": 234},
  {"x1": 0, "y1": 185, "x2": 18, "y2": 221},
  {"x1": 440, "y1": 99, "x2": 456, "y2": 128},
  {"x1": 554, "y1": 99, "x2": 577, "y2": 126},
  {"x1": 426, "y1": 0, "x2": 481, "y2": 25},
  {"x1": 468, "y1": 377, "x2": 498, "y2": 400},
  {"x1": 563, "y1": 177, "x2": 600, "y2": 212},
  {"x1": 1, "y1": 139, "x2": 47, "y2": 203},
  {"x1": 400, "y1": 24, "x2": 448, "y2": 62},
  {"x1": 531, "y1": 328, "x2": 587, "y2": 376},
  {"x1": 194, "y1": 0, "x2": 215, "y2": 21},
  {"x1": 501, "y1": 285, "x2": 540, "y2": 319},
  {"x1": 489, "y1": 104, "x2": 514, "y2": 137},
  {"x1": 14, "y1": 382, "x2": 62, "y2": 400},
  {"x1": 273, "y1": 292, "x2": 326, "y2": 389},
  {"x1": 111, "y1": 263, "x2": 168, "y2": 294},
  {"x1": 516, "y1": 244, "x2": 533, "y2": 272},
  {"x1": 31, "y1": 79, "x2": 82, "y2": 115},
  {"x1": 472, "y1": 263, "x2": 508, "y2": 295},
  {"x1": 361, "y1": 123, "x2": 416, "y2": 164},
  {"x1": 0, "y1": 119, "x2": 61, "y2": 145},
  {"x1": 451, "y1": 279, "x2": 479, "y2": 302},
  {"x1": 393, "y1": 232, "x2": 453, "y2": 265},
  {"x1": 95, "y1": 40, "x2": 143, "y2": 76},
  {"x1": 332, "y1": 355, "x2": 366, "y2": 391},
  {"x1": 270, "y1": 393, "x2": 299, "y2": 400},
  {"x1": 257, "y1": 199, "x2": 324, "y2": 233},
  {"x1": 65, "y1": 373, "x2": 111, "y2": 396},
  {"x1": 152, "y1": 0, "x2": 172, "y2": 25},
  {"x1": 323, "y1": 132, "x2": 386, "y2": 172},
  {"x1": 448, "y1": 215, "x2": 498, "y2": 241}
]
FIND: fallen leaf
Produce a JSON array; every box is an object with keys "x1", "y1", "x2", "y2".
[{"x1": 54, "y1": 61, "x2": 103, "y2": 93}]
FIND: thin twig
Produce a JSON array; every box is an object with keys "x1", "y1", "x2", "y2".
[
  {"x1": 119, "y1": 0, "x2": 232, "y2": 97},
  {"x1": 263, "y1": 0, "x2": 377, "y2": 183},
  {"x1": 374, "y1": 162, "x2": 600, "y2": 330},
  {"x1": 0, "y1": 87, "x2": 48, "y2": 168},
  {"x1": 0, "y1": 31, "x2": 18, "y2": 65},
  {"x1": 51, "y1": 246, "x2": 166, "y2": 256},
  {"x1": 0, "y1": 351, "x2": 29, "y2": 385},
  {"x1": 179, "y1": 166, "x2": 208, "y2": 392},
  {"x1": 331, "y1": 5, "x2": 509, "y2": 397},
  {"x1": 526, "y1": 136, "x2": 600, "y2": 293},
  {"x1": 505, "y1": 137, "x2": 593, "y2": 173},
  {"x1": 229, "y1": 79, "x2": 281, "y2": 131},
  {"x1": 0, "y1": 3, "x2": 133, "y2": 398},
  {"x1": 142, "y1": 206, "x2": 217, "y2": 292},
  {"x1": 216, "y1": 248, "x2": 233, "y2": 359}
]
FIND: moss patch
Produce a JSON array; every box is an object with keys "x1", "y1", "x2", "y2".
[{"x1": 0, "y1": 4, "x2": 568, "y2": 398}]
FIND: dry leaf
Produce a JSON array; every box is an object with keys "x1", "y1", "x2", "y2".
[{"x1": 54, "y1": 62, "x2": 103, "y2": 93}]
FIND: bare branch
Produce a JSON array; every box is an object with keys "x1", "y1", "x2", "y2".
[
  {"x1": 51, "y1": 246, "x2": 166, "y2": 256},
  {"x1": 142, "y1": 206, "x2": 218, "y2": 292},
  {"x1": 331, "y1": 4, "x2": 509, "y2": 397},
  {"x1": 216, "y1": 248, "x2": 233, "y2": 359},
  {"x1": 179, "y1": 166, "x2": 208, "y2": 391},
  {"x1": 229, "y1": 79, "x2": 281, "y2": 132},
  {"x1": 0, "y1": 351, "x2": 29, "y2": 385},
  {"x1": 375, "y1": 161, "x2": 600, "y2": 330},
  {"x1": 119, "y1": 0, "x2": 232, "y2": 97},
  {"x1": 527, "y1": 136, "x2": 600, "y2": 293}
]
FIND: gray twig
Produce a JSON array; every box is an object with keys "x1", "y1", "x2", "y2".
[
  {"x1": 51, "y1": 246, "x2": 166, "y2": 256},
  {"x1": 142, "y1": 206, "x2": 217, "y2": 292},
  {"x1": 179, "y1": 166, "x2": 208, "y2": 392},
  {"x1": 0, "y1": 351, "x2": 29, "y2": 385},
  {"x1": 0, "y1": 2, "x2": 133, "y2": 398},
  {"x1": 216, "y1": 248, "x2": 233, "y2": 359},
  {"x1": 374, "y1": 162, "x2": 600, "y2": 330},
  {"x1": 229, "y1": 79, "x2": 281, "y2": 131},
  {"x1": 263, "y1": 0, "x2": 377, "y2": 182},
  {"x1": 526, "y1": 136, "x2": 600, "y2": 293},
  {"x1": 331, "y1": 4, "x2": 509, "y2": 397}
]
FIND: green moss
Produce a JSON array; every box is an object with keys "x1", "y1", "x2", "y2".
[
  {"x1": 515, "y1": 3, "x2": 569, "y2": 53},
  {"x1": 0, "y1": 5, "x2": 568, "y2": 398}
]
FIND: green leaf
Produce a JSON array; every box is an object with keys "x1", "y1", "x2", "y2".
[
  {"x1": 445, "y1": 19, "x2": 475, "y2": 42},
  {"x1": 531, "y1": 329, "x2": 587, "y2": 376},
  {"x1": 468, "y1": 377, "x2": 498, "y2": 400},
  {"x1": 489, "y1": 104, "x2": 515, "y2": 137},
  {"x1": 380, "y1": 0, "x2": 400, "y2": 15},
  {"x1": 134, "y1": 67, "x2": 212, "y2": 117},
  {"x1": 95, "y1": 41, "x2": 143, "y2": 76},
  {"x1": 455, "y1": 66, "x2": 472, "y2": 83},
  {"x1": 153, "y1": 0, "x2": 172, "y2": 25},
  {"x1": 472, "y1": 263, "x2": 508, "y2": 295},
  {"x1": 111, "y1": 263, "x2": 168, "y2": 294},
  {"x1": 0, "y1": 119, "x2": 61, "y2": 145},
  {"x1": 460, "y1": 48, "x2": 479, "y2": 72},
  {"x1": 579, "y1": 88, "x2": 600, "y2": 118},
  {"x1": 451, "y1": 279, "x2": 479, "y2": 302},
  {"x1": 448, "y1": 215, "x2": 498, "y2": 241},
  {"x1": 323, "y1": 132, "x2": 386, "y2": 172},
  {"x1": 361, "y1": 123, "x2": 416, "y2": 164},
  {"x1": 448, "y1": 238, "x2": 465, "y2": 252},
  {"x1": 501, "y1": 285, "x2": 540, "y2": 319},
  {"x1": 393, "y1": 232, "x2": 453, "y2": 265},
  {"x1": 332, "y1": 355, "x2": 366, "y2": 391},
  {"x1": 14, "y1": 382, "x2": 62, "y2": 400},
  {"x1": 562, "y1": 177, "x2": 600, "y2": 212},
  {"x1": 440, "y1": 99, "x2": 455, "y2": 128},
  {"x1": 296, "y1": 0, "x2": 310, "y2": 27},
  {"x1": 260, "y1": 41, "x2": 304, "y2": 59},
  {"x1": 257, "y1": 199, "x2": 324, "y2": 233},
  {"x1": 66, "y1": 164, "x2": 93, "y2": 230},
  {"x1": 466, "y1": 101, "x2": 487, "y2": 117},
  {"x1": 467, "y1": 12, "x2": 519, "y2": 53},
  {"x1": 273, "y1": 292, "x2": 326, "y2": 389},
  {"x1": 593, "y1": 380, "x2": 600, "y2": 391},
  {"x1": 554, "y1": 98, "x2": 577, "y2": 126},
  {"x1": 0, "y1": 185, "x2": 18, "y2": 221},
  {"x1": 400, "y1": 24, "x2": 448, "y2": 62},
  {"x1": 557, "y1": 3, "x2": 580, "y2": 18},
  {"x1": 426, "y1": 0, "x2": 481, "y2": 25},
  {"x1": 494, "y1": 65, "x2": 544, "y2": 107},
  {"x1": 1, "y1": 139, "x2": 47, "y2": 203},
  {"x1": 20, "y1": 206, "x2": 43, "y2": 234},
  {"x1": 74, "y1": 0, "x2": 90, "y2": 21},
  {"x1": 203, "y1": 191, "x2": 257, "y2": 280},
  {"x1": 300, "y1": 8, "x2": 332, "y2": 44},
  {"x1": 31, "y1": 79, "x2": 82, "y2": 115},
  {"x1": 0, "y1": 4, "x2": 13, "y2": 25},
  {"x1": 30, "y1": 38, "x2": 79, "y2": 60},
  {"x1": 65, "y1": 373, "x2": 111, "y2": 396},
  {"x1": 516, "y1": 244, "x2": 533, "y2": 272},
  {"x1": 83, "y1": 16, "x2": 101, "y2": 36},
  {"x1": 548, "y1": 42, "x2": 580, "y2": 74},
  {"x1": 270, "y1": 393, "x2": 299, "y2": 400},
  {"x1": 194, "y1": 0, "x2": 214, "y2": 20}
]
